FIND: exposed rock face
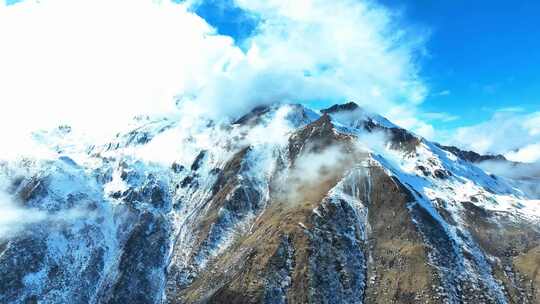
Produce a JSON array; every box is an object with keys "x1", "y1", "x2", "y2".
[{"x1": 0, "y1": 103, "x2": 539, "y2": 303}]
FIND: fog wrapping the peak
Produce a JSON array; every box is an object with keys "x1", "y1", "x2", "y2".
[
  {"x1": 2, "y1": 0, "x2": 537, "y2": 165},
  {"x1": 0, "y1": 0, "x2": 431, "y2": 157}
]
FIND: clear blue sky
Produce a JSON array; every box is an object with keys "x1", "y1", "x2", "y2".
[
  {"x1": 379, "y1": 0, "x2": 540, "y2": 128},
  {"x1": 195, "y1": 0, "x2": 540, "y2": 129}
]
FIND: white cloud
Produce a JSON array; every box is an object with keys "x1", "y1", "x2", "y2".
[
  {"x1": 496, "y1": 106, "x2": 525, "y2": 113},
  {"x1": 477, "y1": 160, "x2": 540, "y2": 198},
  {"x1": 386, "y1": 105, "x2": 435, "y2": 138},
  {"x1": 421, "y1": 112, "x2": 459, "y2": 122},
  {"x1": 244, "y1": 105, "x2": 294, "y2": 146},
  {"x1": 194, "y1": 0, "x2": 430, "y2": 120},
  {"x1": 0, "y1": 161, "x2": 93, "y2": 239},
  {"x1": 281, "y1": 144, "x2": 353, "y2": 205},
  {"x1": 435, "y1": 90, "x2": 450, "y2": 96},
  {"x1": 0, "y1": 0, "x2": 436, "y2": 162},
  {"x1": 0, "y1": 188, "x2": 90, "y2": 239},
  {"x1": 447, "y1": 110, "x2": 540, "y2": 162},
  {"x1": 0, "y1": 0, "x2": 240, "y2": 140}
]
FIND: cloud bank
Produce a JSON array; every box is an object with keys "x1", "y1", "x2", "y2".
[
  {"x1": 2, "y1": 0, "x2": 537, "y2": 175},
  {"x1": 448, "y1": 110, "x2": 540, "y2": 163},
  {"x1": 191, "y1": 0, "x2": 428, "y2": 118},
  {"x1": 0, "y1": 0, "x2": 239, "y2": 139},
  {"x1": 0, "y1": 0, "x2": 432, "y2": 150}
]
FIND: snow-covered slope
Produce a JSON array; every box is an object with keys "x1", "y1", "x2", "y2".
[{"x1": 0, "y1": 102, "x2": 538, "y2": 303}]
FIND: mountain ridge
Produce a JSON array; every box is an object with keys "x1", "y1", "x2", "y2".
[{"x1": 0, "y1": 102, "x2": 539, "y2": 303}]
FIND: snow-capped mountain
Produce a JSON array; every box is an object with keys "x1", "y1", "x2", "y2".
[{"x1": 0, "y1": 102, "x2": 539, "y2": 303}]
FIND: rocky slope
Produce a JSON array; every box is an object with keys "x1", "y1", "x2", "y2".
[{"x1": 0, "y1": 102, "x2": 539, "y2": 303}]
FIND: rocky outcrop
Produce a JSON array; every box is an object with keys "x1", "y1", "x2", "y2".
[{"x1": 437, "y1": 144, "x2": 506, "y2": 163}]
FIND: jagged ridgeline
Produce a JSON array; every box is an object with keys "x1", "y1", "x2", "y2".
[{"x1": 0, "y1": 102, "x2": 539, "y2": 303}]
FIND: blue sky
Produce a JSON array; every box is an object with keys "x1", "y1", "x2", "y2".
[
  {"x1": 379, "y1": 0, "x2": 540, "y2": 128},
  {"x1": 190, "y1": 0, "x2": 258, "y2": 44},
  {"x1": 194, "y1": 0, "x2": 540, "y2": 129}
]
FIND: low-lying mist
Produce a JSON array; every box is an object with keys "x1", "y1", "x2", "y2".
[
  {"x1": 0, "y1": 164, "x2": 91, "y2": 240},
  {"x1": 477, "y1": 160, "x2": 540, "y2": 198},
  {"x1": 0, "y1": 191, "x2": 47, "y2": 239}
]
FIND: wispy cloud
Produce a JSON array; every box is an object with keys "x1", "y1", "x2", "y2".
[
  {"x1": 505, "y1": 143, "x2": 540, "y2": 163},
  {"x1": 477, "y1": 160, "x2": 540, "y2": 198},
  {"x1": 434, "y1": 90, "x2": 451, "y2": 96},
  {"x1": 496, "y1": 106, "x2": 525, "y2": 113},
  {"x1": 0, "y1": 0, "x2": 237, "y2": 140},
  {"x1": 421, "y1": 112, "x2": 459, "y2": 122},
  {"x1": 0, "y1": 191, "x2": 46, "y2": 239},
  {"x1": 189, "y1": 0, "x2": 431, "y2": 121}
]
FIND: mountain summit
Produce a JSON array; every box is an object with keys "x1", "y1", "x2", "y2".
[{"x1": 1, "y1": 102, "x2": 539, "y2": 303}]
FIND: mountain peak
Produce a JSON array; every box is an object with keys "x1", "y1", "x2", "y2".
[{"x1": 320, "y1": 101, "x2": 360, "y2": 114}]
